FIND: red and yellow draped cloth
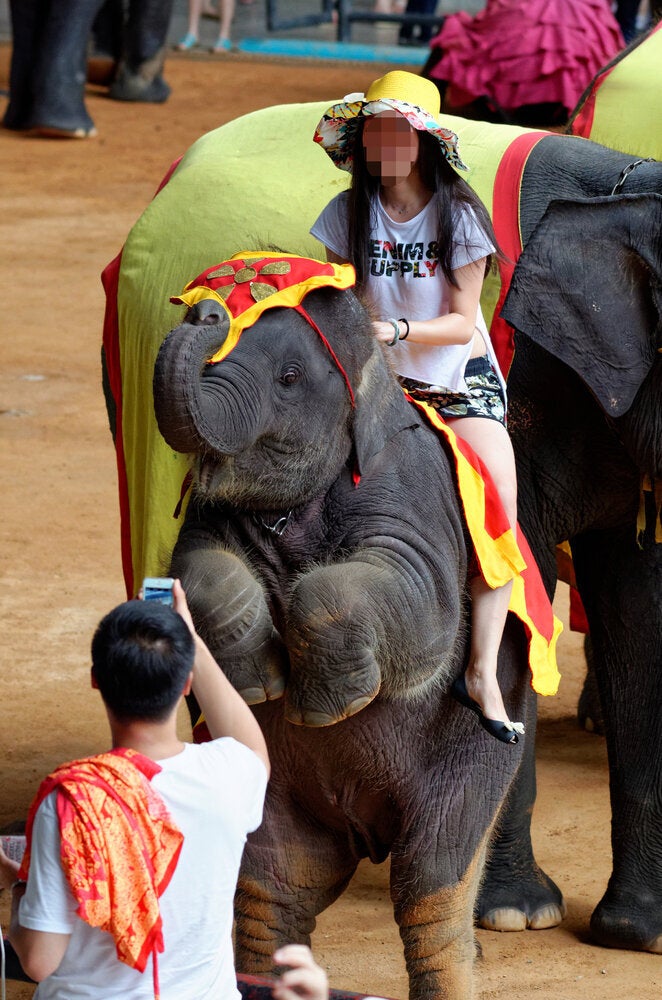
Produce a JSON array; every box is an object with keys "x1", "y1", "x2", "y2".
[
  {"x1": 100, "y1": 160, "x2": 184, "y2": 601},
  {"x1": 408, "y1": 396, "x2": 562, "y2": 697},
  {"x1": 488, "y1": 129, "x2": 588, "y2": 639},
  {"x1": 18, "y1": 748, "x2": 183, "y2": 999}
]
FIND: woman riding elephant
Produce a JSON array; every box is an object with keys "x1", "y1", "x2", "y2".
[{"x1": 311, "y1": 71, "x2": 524, "y2": 743}]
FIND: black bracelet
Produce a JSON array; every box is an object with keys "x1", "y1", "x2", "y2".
[{"x1": 398, "y1": 317, "x2": 410, "y2": 340}]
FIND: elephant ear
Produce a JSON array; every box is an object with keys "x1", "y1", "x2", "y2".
[
  {"x1": 502, "y1": 194, "x2": 662, "y2": 417},
  {"x1": 352, "y1": 348, "x2": 422, "y2": 475}
]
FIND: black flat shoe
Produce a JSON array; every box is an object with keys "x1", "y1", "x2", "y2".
[{"x1": 451, "y1": 673, "x2": 524, "y2": 745}]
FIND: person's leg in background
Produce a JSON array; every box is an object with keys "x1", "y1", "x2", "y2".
[{"x1": 399, "y1": 0, "x2": 439, "y2": 45}]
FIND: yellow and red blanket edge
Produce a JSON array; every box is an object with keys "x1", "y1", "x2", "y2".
[
  {"x1": 408, "y1": 395, "x2": 562, "y2": 698},
  {"x1": 489, "y1": 129, "x2": 587, "y2": 638}
]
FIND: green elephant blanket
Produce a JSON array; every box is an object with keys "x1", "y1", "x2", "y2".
[{"x1": 569, "y1": 21, "x2": 662, "y2": 160}]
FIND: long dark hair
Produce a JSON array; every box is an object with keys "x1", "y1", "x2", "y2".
[{"x1": 347, "y1": 121, "x2": 502, "y2": 288}]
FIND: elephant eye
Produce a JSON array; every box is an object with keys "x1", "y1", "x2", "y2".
[{"x1": 278, "y1": 365, "x2": 302, "y2": 386}]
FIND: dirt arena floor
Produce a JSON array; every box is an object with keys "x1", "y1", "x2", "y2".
[{"x1": 0, "y1": 45, "x2": 659, "y2": 1000}]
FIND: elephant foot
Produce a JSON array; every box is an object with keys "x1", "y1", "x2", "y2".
[
  {"x1": 238, "y1": 669, "x2": 285, "y2": 706},
  {"x1": 590, "y1": 887, "x2": 662, "y2": 953},
  {"x1": 29, "y1": 104, "x2": 97, "y2": 139},
  {"x1": 3, "y1": 103, "x2": 31, "y2": 132},
  {"x1": 223, "y1": 645, "x2": 287, "y2": 707},
  {"x1": 479, "y1": 900, "x2": 566, "y2": 932},
  {"x1": 108, "y1": 69, "x2": 171, "y2": 103},
  {"x1": 476, "y1": 861, "x2": 566, "y2": 932},
  {"x1": 285, "y1": 655, "x2": 381, "y2": 727},
  {"x1": 32, "y1": 124, "x2": 98, "y2": 139},
  {"x1": 21, "y1": 75, "x2": 97, "y2": 139}
]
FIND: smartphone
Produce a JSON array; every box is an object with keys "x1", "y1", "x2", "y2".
[{"x1": 142, "y1": 577, "x2": 175, "y2": 606}]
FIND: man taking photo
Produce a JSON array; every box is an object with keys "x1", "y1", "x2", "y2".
[{"x1": 0, "y1": 579, "x2": 269, "y2": 999}]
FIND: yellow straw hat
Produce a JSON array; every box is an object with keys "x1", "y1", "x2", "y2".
[
  {"x1": 366, "y1": 70, "x2": 441, "y2": 114},
  {"x1": 313, "y1": 70, "x2": 467, "y2": 173}
]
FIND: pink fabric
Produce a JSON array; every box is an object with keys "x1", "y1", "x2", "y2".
[{"x1": 429, "y1": 0, "x2": 625, "y2": 113}]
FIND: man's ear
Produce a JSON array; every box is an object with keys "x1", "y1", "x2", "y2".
[
  {"x1": 182, "y1": 671, "x2": 193, "y2": 697},
  {"x1": 90, "y1": 668, "x2": 99, "y2": 690}
]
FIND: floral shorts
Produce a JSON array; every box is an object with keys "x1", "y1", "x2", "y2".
[{"x1": 398, "y1": 355, "x2": 506, "y2": 425}]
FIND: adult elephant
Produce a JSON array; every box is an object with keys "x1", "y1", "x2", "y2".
[
  {"x1": 470, "y1": 137, "x2": 662, "y2": 955},
  {"x1": 3, "y1": 0, "x2": 173, "y2": 138},
  {"x1": 102, "y1": 98, "x2": 662, "y2": 959},
  {"x1": 149, "y1": 251, "x2": 558, "y2": 999},
  {"x1": 488, "y1": 193, "x2": 662, "y2": 952}
]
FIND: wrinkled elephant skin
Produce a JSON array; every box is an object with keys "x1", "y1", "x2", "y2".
[
  {"x1": 105, "y1": 99, "x2": 662, "y2": 971},
  {"x1": 152, "y1": 281, "x2": 531, "y2": 998},
  {"x1": 480, "y1": 148, "x2": 662, "y2": 954}
]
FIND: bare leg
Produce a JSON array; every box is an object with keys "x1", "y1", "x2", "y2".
[
  {"x1": 446, "y1": 415, "x2": 521, "y2": 729},
  {"x1": 467, "y1": 575, "x2": 514, "y2": 724},
  {"x1": 177, "y1": 0, "x2": 203, "y2": 47},
  {"x1": 216, "y1": 0, "x2": 235, "y2": 43},
  {"x1": 187, "y1": 0, "x2": 204, "y2": 36}
]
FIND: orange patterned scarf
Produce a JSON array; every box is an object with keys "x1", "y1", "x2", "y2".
[{"x1": 19, "y1": 748, "x2": 183, "y2": 997}]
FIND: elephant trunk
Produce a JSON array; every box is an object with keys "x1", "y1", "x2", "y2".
[{"x1": 153, "y1": 303, "x2": 248, "y2": 457}]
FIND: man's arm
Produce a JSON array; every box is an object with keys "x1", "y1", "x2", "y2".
[
  {"x1": 8, "y1": 881, "x2": 71, "y2": 982},
  {"x1": 2, "y1": 830, "x2": 72, "y2": 982},
  {"x1": 173, "y1": 580, "x2": 271, "y2": 775}
]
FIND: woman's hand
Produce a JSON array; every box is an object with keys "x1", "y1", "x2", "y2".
[
  {"x1": 371, "y1": 256, "x2": 489, "y2": 350},
  {"x1": 372, "y1": 319, "x2": 399, "y2": 343}
]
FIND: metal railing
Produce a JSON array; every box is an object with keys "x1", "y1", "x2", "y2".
[{"x1": 265, "y1": 0, "x2": 445, "y2": 43}]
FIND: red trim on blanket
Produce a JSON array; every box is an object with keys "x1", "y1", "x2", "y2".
[
  {"x1": 490, "y1": 131, "x2": 549, "y2": 376},
  {"x1": 101, "y1": 250, "x2": 134, "y2": 598},
  {"x1": 100, "y1": 154, "x2": 184, "y2": 599}
]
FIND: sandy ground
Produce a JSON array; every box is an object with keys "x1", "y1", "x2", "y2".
[{"x1": 0, "y1": 46, "x2": 659, "y2": 1000}]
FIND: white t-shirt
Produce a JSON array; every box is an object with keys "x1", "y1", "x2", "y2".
[
  {"x1": 311, "y1": 190, "x2": 503, "y2": 394},
  {"x1": 19, "y1": 740, "x2": 268, "y2": 1000}
]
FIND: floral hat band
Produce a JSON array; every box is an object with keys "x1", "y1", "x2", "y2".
[{"x1": 313, "y1": 70, "x2": 468, "y2": 173}]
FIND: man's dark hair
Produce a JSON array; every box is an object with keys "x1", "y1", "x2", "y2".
[{"x1": 91, "y1": 600, "x2": 195, "y2": 723}]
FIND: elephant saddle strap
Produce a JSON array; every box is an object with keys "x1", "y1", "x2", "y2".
[
  {"x1": 408, "y1": 395, "x2": 563, "y2": 698},
  {"x1": 19, "y1": 748, "x2": 183, "y2": 999}
]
